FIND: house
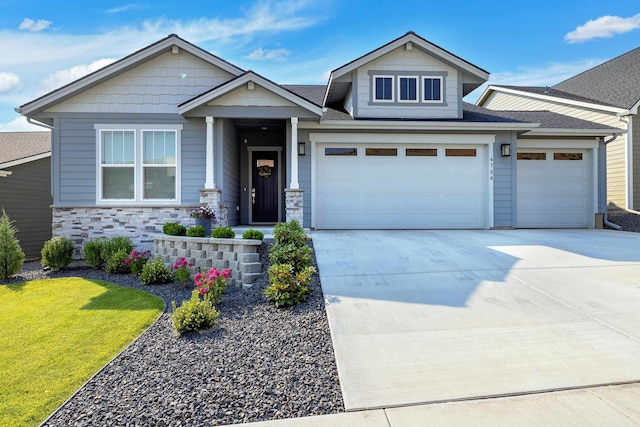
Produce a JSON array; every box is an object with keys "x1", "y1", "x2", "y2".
[
  {"x1": 477, "y1": 47, "x2": 640, "y2": 213},
  {"x1": 16, "y1": 32, "x2": 618, "y2": 253},
  {"x1": 0, "y1": 132, "x2": 52, "y2": 259}
]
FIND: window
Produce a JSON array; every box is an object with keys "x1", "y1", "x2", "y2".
[
  {"x1": 423, "y1": 77, "x2": 442, "y2": 102},
  {"x1": 554, "y1": 153, "x2": 583, "y2": 161},
  {"x1": 325, "y1": 147, "x2": 357, "y2": 156},
  {"x1": 406, "y1": 148, "x2": 437, "y2": 157},
  {"x1": 517, "y1": 153, "x2": 546, "y2": 160},
  {"x1": 445, "y1": 148, "x2": 476, "y2": 157},
  {"x1": 374, "y1": 76, "x2": 393, "y2": 101},
  {"x1": 366, "y1": 148, "x2": 397, "y2": 156},
  {"x1": 398, "y1": 77, "x2": 418, "y2": 102},
  {"x1": 97, "y1": 125, "x2": 181, "y2": 203}
]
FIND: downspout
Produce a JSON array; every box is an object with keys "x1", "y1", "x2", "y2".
[{"x1": 602, "y1": 133, "x2": 623, "y2": 230}]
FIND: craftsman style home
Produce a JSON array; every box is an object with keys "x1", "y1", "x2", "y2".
[{"x1": 18, "y1": 32, "x2": 617, "y2": 250}]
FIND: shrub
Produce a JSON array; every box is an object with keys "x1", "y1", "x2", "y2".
[
  {"x1": 171, "y1": 290, "x2": 220, "y2": 334},
  {"x1": 242, "y1": 228, "x2": 264, "y2": 240},
  {"x1": 140, "y1": 258, "x2": 173, "y2": 286},
  {"x1": 269, "y1": 242, "x2": 313, "y2": 274},
  {"x1": 100, "y1": 236, "x2": 133, "y2": 266},
  {"x1": 0, "y1": 208, "x2": 25, "y2": 279},
  {"x1": 186, "y1": 225, "x2": 206, "y2": 237},
  {"x1": 273, "y1": 220, "x2": 308, "y2": 247},
  {"x1": 41, "y1": 237, "x2": 74, "y2": 271},
  {"x1": 125, "y1": 250, "x2": 152, "y2": 276},
  {"x1": 173, "y1": 257, "x2": 194, "y2": 287},
  {"x1": 194, "y1": 267, "x2": 230, "y2": 305},
  {"x1": 211, "y1": 226, "x2": 235, "y2": 239},
  {"x1": 105, "y1": 249, "x2": 131, "y2": 274},
  {"x1": 83, "y1": 238, "x2": 107, "y2": 270},
  {"x1": 264, "y1": 263, "x2": 317, "y2": 308},
  {"x1": 163, "y1": 222, "x2": 186, "y2": 236}
]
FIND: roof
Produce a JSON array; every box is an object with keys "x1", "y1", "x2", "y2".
[
  {"x1": 490, "y1": 85, "x2": 620, "y2": 109},
  {"x1": 554, "y1": 47, "x2": 640, "y2": 110},
  {"x1": 282, "y1": 85, "x2": 326, "y2": 106},
  {"x1": 0, "y1": 132, "x2": 51, "y2": 166}
]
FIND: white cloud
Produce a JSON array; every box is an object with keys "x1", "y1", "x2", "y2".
[
  {"x1": 565, "y1": 14, "x2": 640, "y2": 43},
  {"x1": 18, "y1": 18, "x2": 52, "y2": 32},
  {"x1": 106, "y1": 3, "x2": 144, "y2": 14},
  {"x1": 0, "y1": 72, "x2": 21, "y2": 93},
  {"x1": 247, "y1": 48, "x2": 291, "y2": 62},
  {"x1": 39, "y1": 59, "x2": 116, "y2": 91},
  {"x1": 0, "y1": 116, "x2": 44, "y2": 132}
]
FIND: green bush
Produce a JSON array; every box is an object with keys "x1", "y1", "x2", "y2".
[
  {"x1": 186, "y1": 225, "x2": 206, "y2": 237},
  {"x1": 140, "y1": 258, "x2": 173, "y2": 285},
  {"x1": 163, "y1": 222, "x2": 186, "y2": 236},
  {"x1": 41, "y1": 237, "x2": 74, "y2": 271},
  {"x1": 83, "y1": 238, "x2": 107, "y2": 270},
  {"x1": 100, "y1": 236, "x2": 134, "y2": 264},
  {"x1": 171, "y1": 290, "x2": 220, "y2": 334},
  {"x1": 211, "y1": 226, "x2": 235, "y2": 238},
  {"x1": 273, "y1": 220, "x2": 307, "y2": 247},
  {"x1": 0, "y1": 208, "x2": 25, "y2": 279},
  {"x1": 264, "y1": 263, "x2": 316, "y2": 308},
  {"x1": 105, "y1": 249, "x2": 131, "y2": 274},
  {"x1": 242, "y1": 228, "x2": 264, "y2": 240},
  {"x1": 269, "y1": 242, "x2": 313, "y2": 274}
]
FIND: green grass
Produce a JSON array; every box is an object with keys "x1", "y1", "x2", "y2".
[{"x1": 0, "y1": 278, "x2": 164, "y2": 427}]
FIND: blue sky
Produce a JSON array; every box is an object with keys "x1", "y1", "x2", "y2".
[{"x1": 1, "y1": 0, "x2": 639, "y2": 130}]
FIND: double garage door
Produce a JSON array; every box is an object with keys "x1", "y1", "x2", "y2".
[
  {"x1": 315, "y1": 143, "x2": 487, "y2": 229},
  {"x1": 517, "y1": 149, "x2": 591, "y2": 228}
]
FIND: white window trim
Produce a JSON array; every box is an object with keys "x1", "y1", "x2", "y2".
[
  {"x1": 95, "y1": 124, "x2": 183, "y2": 205},
  {"x1": 398, "y1": 76, "x2": 419, "y2": 103},
  {"x1": 373, "y1": 75, "x2": 394, "y2": 102},
  {"x1": 422, "y1": 76, "x2": 444, "y2": 103}
]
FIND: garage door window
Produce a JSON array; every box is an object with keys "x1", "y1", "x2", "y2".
[
  {"x1": 554, "y1": 153, "x2": 583, "y2": 160},
  {"x1": 517, "y1": 153, "x2": 546, "y2": 160},
  {"x1": 325, "y1": 147, "x2": 357, "y2": 156},
  {"x1": 406, "y1": 148, "x2": 437, "y2": 157},
  {"x1": 445, "y1": 148, "x2": 476, "y2": 157},
  {"x1": 366, "y1": 148, "x2": 397, "y2": 156}
]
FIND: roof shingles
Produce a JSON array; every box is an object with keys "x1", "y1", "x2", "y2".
[{"x1": 0, "y1": 132, "x2": 51, "y2": 165}]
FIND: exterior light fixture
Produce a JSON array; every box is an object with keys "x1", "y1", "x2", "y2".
[
  {"x1": 298, "y1": 142, "x2": 306, "y2": 156},
  {"x1": 501, "y1": 144, "x2": 511, "y2": 157}
]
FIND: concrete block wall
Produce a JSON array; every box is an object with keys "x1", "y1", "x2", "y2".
[{"x1": 153, "y1": 235, "x2": 263, "y2": 287}]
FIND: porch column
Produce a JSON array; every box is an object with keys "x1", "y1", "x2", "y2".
[
  {"x1": 205, "y1": 116, "x2": 215, "y2": 189},
  {"x1": 289, "y1": 117, "x2": 299, "y2": 189}
]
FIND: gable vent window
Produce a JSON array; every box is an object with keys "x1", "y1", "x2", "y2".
[
  {"x1": 423, "y1": 77, "x2": 442, "y2": 102},
  {"x1": 374, "y1": 76, "x2": 394, "y2": 101}
]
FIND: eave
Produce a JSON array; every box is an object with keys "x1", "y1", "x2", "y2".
[
  {"x1": 300, "y1": 119, "x2": 539, "y2": 132},
  {"x1": 0, "y1": 152, "x2": 51, "y2": 169}
]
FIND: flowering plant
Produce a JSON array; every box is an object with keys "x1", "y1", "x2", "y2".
[
  {"x1": 173, "y1": 256, "x2": 195, "y2": 287},
  {"x1": 190, "y1": 206, "x2": 216, "y2": 220},
  {"x1": 194, "y1": 267, "x2": 230, "y2": 304},
  {"x1": 124, "y1": 250, "x2": 152, "y2": 276}
]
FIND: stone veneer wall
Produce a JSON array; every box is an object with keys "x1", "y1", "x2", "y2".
[
  {"x1": 53, "y1": 206, "x2": 197, "y2": 258},
  {"x1": 153, "y1": 235, "x2": 262, "y2": 287},
  {"x1": 285, "y1": 189, "x2": 304, "y2": 224}
]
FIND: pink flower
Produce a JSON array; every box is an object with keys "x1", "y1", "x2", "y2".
[
  {"x1": 221, "y1": 268, "x2": 230, "y2": 278},
  {"x1": 199, "y1": 287, "x2": 209, "y2": 295}
]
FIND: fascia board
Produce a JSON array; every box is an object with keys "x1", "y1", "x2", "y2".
[
  {"x1": 0, "y1": 152, "x2": 51, "y2": 169},
  {"x1": 523, "y1": 128, "x2": 623, "y2": 137},
  {"x1": 300, "y1": 120, "x2": 539, "y2": 131}
]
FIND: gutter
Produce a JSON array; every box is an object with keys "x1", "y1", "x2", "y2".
[{"x1": 27, "y1": 117, "x2": 54, "y2": 130}]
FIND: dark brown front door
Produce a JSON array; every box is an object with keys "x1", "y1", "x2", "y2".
[{"x1": 252, "y1": 151, "x2": 279, "y2": 223}]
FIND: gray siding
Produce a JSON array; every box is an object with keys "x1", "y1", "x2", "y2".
[
  {"x1": 221, "y1": 119, "x2": 240, "y2": 225},
  {"x1": 298, "y1": 129, "x2": 312, "y2": 227},
  {"x1": 53, "y1": 113, "x2": 204, "y2": 206},
  {"x1": 493, "y1": 131, "x2": 516, "y2": 228},
  {"x1": 0, "y1": 158, "x2": 52, "y2": 258}
]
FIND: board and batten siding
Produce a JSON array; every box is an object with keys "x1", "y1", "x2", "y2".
[
  {"x1": 0, "y1": 159, "x2": 52, "y2": 258},
  {"x1": 493, "y1": 131, "x2": 516, "y2": 228},
  {"x1": 52, "y1": 113, "x2": 206, "y2": 206},
  {"x1": 221, "y1": 119, "x2": 240, "y2": 225},
  {"x1": 298, "y1": 129, "x2": 312, "y2": 228},
  {"x1": 45, "y1": 51, "x2": 235, "y2": 114},
  {"x1": 483, "y1": 91, "x2": 627, "y2": 211},
  {"x1": 355, "y1": 46, "x2": 460, "y2": 119}
]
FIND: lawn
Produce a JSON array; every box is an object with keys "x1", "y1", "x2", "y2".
[{"x1": 0, "y1": 278, "x2": 164, "y2": 427}]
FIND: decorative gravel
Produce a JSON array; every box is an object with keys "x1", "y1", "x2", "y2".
[
  {"x1": 2, "y1": 240, "x2": 344, "y2": 426},
  {"x1": 606, "y1": 212, "x2": 640, "y2": 233}
]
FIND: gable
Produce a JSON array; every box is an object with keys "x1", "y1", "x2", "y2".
[
  {"x1": 46, "y1": 51, "x2": 236, "y2": 114},
  {"x1": 210, "y1": 83, "x2": 297, "y2": 108}
]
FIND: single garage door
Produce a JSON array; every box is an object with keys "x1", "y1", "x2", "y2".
[
  {"x1": 315, "y1": 144, "x2": 486, "y2": 229},
  {"x1": 517, "y1": 150, "x2": 590, "y2": 228}
]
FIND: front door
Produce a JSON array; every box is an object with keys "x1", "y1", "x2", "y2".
[{"x1": 251, "y1": 151, "x2": 279, "y2": 223}]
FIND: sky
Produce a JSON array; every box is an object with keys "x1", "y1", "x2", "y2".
[{"x1": 1, "y1": 0, "x2": 640, "y2": 131}]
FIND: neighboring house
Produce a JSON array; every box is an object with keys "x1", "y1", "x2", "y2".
[
  {"x1": 17, "y1": 32, "x2": 617, "y2": 253},
  {"x1": 0, "y1": 132, "x2": 52, "y2": 259},
  {"x1": 477, "y1": 47, "x2": 640, "y2": 213}
]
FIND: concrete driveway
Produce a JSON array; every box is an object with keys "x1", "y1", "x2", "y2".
[{"x1": 312, "y1": 229, "x2": 640, "y2": 411}]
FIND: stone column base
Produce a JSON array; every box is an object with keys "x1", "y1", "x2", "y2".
[
  {"x1": 285, "y1": 189, "x2": 304, "y2": 224},
  {"x1": 199, "y1": 188, "x2": 227, "y2": 226}
]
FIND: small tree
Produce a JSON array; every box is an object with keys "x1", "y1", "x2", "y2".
[{"x1": 0, "y1": 208, "x2": 25, "y2": 279}]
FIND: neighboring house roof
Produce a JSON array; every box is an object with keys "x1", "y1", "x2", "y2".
[
  {"x1": 0, "y1": 132, "x2": 51, "y2": 167},
  {"x1": 324, "y1": 31, "x2": 490, "y2": 107},
  {"x1": 489, "y1": 85, "x2": 620, "y2": 109},
  {"x1": 18, "y1": 34, "x2": 245, "y2": 118},
  {"x1": 554, "y1": 47, "x2": 640, "y2": 110},
  {"x1": 282, "y1": 85, "x2": 326, "y2": 106}
]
